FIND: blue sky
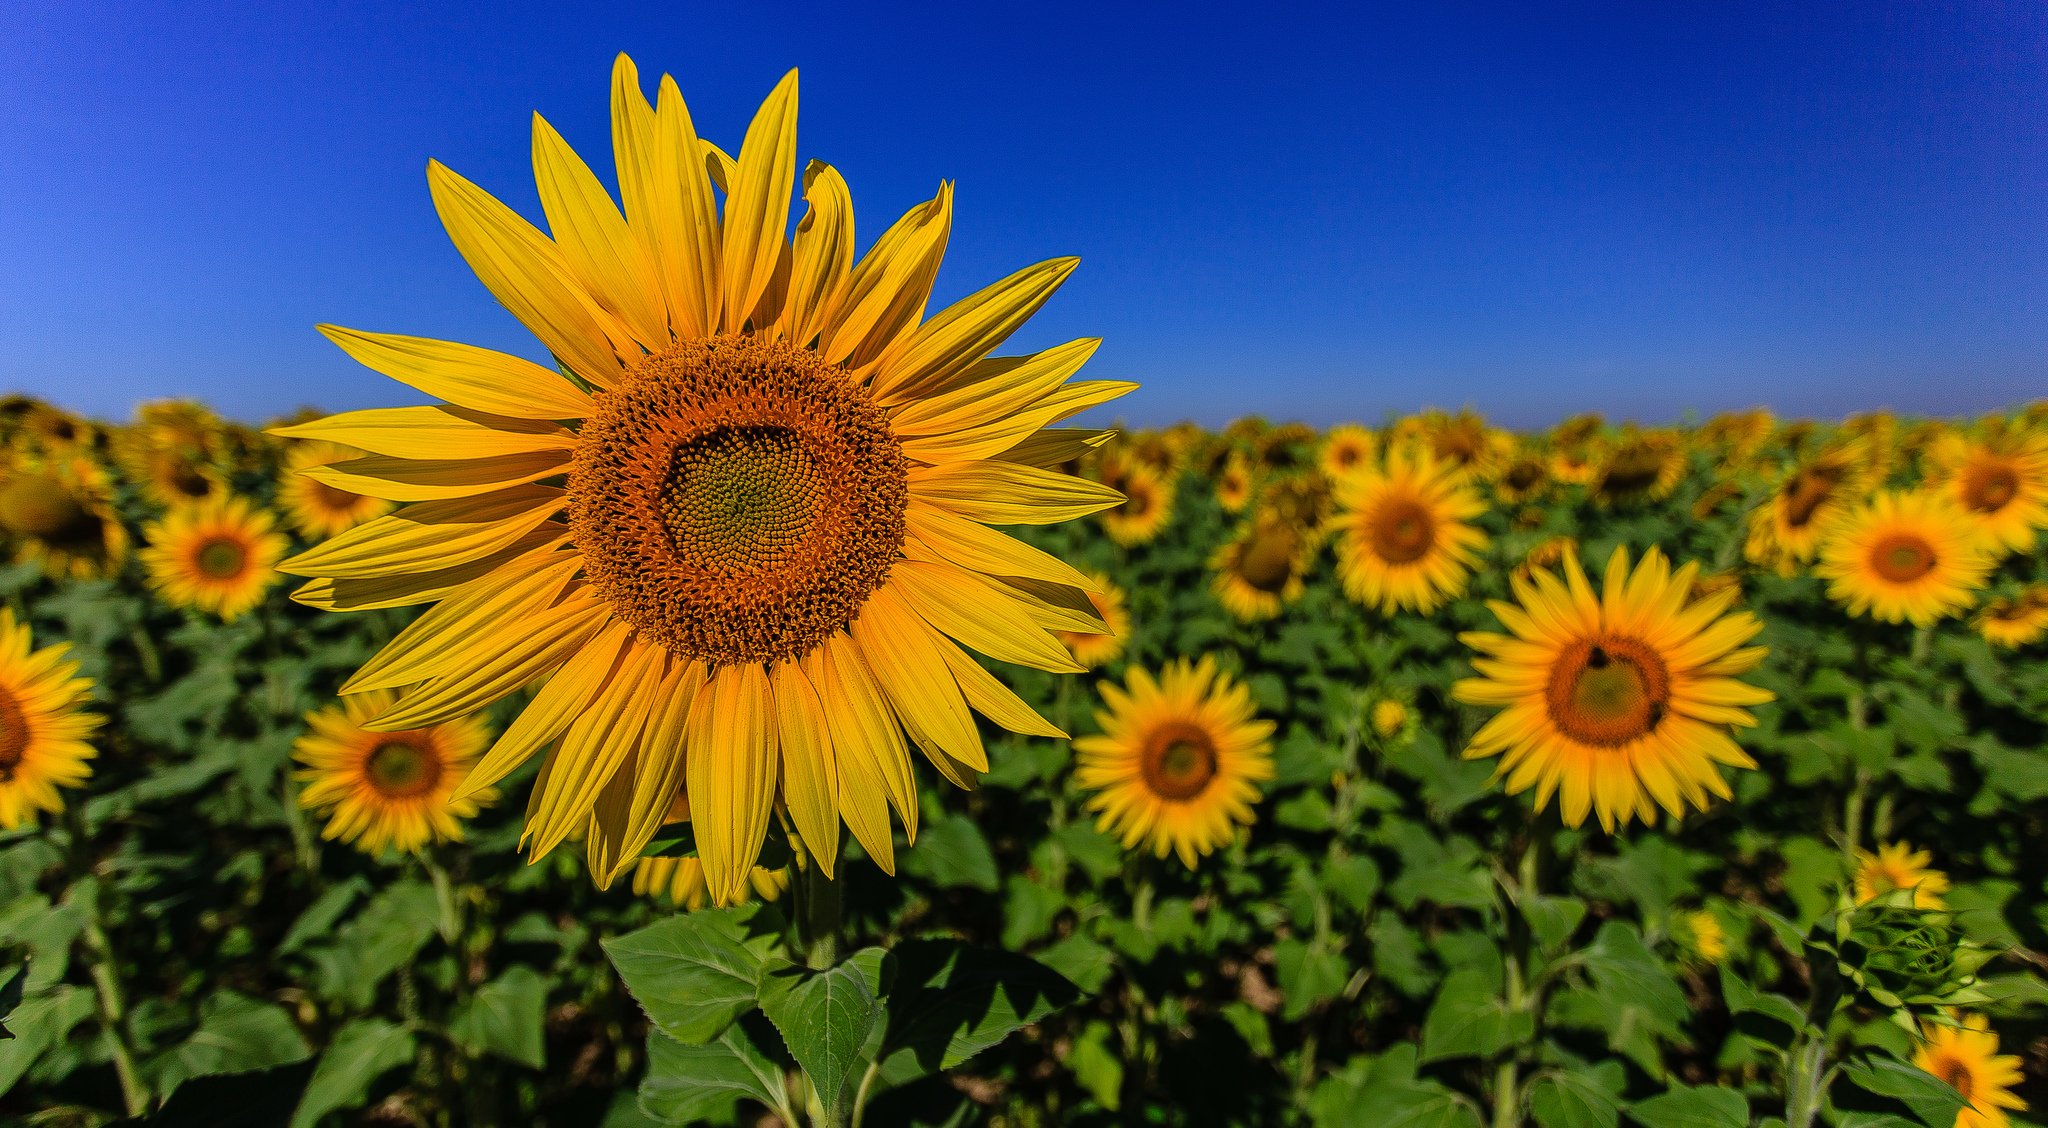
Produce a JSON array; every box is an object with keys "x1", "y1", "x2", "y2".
[{"x1": 3, "y1": 1, "x2": 2043, "y2": 428}]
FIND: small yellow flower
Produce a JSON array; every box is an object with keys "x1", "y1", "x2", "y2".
[
  {"x1": 0, "y1": 609, "x2": 101, "y2": 830},
  {"x1": 1914, "y1": 1014, "x2": 2027, "y2": 1128},
  {"x1": 1681, "y1": 909, "x2": 1728, "y2": 964},
  {"x1": 1370, "y1": 698, "x2": 1409, "y2": 740},
  {"x1": 1854, "y1": 841, "x2": 1950, "y2": 910},
  {"x1": 1318, "y1": 424, "x2": 1376, "y2": 481},
  {"x1": 140, "y1": 495, "x2": 288, "y2": 620},
  {"x1": 294, "y1": 690, "x2": 492, "y2": 855}
]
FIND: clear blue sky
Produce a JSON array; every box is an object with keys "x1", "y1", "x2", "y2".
[{"x1": 4, "y1": 2, "x2": 2043, "y2": 429}]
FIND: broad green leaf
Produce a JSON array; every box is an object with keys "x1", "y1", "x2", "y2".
[
  {"x1": 448, "y1": 965, "x2": 547, "y2": 1068},
  {"x1": 1274, "y1": 937, "x2": 1349, "y2": 1021},
  {"x1": 1838, "y1": 1056, "x2": 1969, "y2": 1128},
  {"x1": 0, "y1": 986, "x2": 91, "y2": 1094},
  {"x1": 277, "y1": 877, "x2": 368, "y2": 956},
  {"x1": 290, "y1": 1018, "x2": 416, "y2": 1128},
  {"x1": 1419, "y1": 969, "x2": 1530, "y2": 1062},
  {"x1": 1529, "y1": 1062, "x2": 1625, "y2": 1128},
  {"x1": 602, "y1": 910, "x2": 766, "y2": 1044},
  {"x1": 758, "y1": 961, "x2": 878, "y2": 1119},
  {"x1": 149, "y1": 990, "x2": 312, "y2": 1097},
  {"x1": 638, "y1": 1024, "x2": 787, "y2": 1125},
  {"x1": 304, "y1": 879, "x2": 440, "y2": 1008},
  {"x1": 1626, "y1": 1083, "x2": 1750, "y2": 1128},
  {"x1": 1066, "y1": 1019, "x2": 1123, "y2": 1110},
  {"x1": 900, "y1": 813, "x2": 999, "y2": 891},
  {"x1": 874, "y1": 940, "x2": 1079, "y2": 1087}
]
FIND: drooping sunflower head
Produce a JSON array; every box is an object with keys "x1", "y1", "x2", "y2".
[
  {"x1": 140, "y1": 495, "x2": 288, "y2": 621},
  {"x1": 1331, "y1": 447, "x2": 1489, "y2": 615},
  {"x1": 1591, "y1": 429, "x2": 1686, "y2": 507},
  {"x1": 1319, "y1": 424, "x2": 1376, "y2": 481},
  {"x1": 294, "y1": 689, "x2": 492, "y2": 855},
  {"x1": 283, "y1": 57, "x2": 1130, "y2": 904},
  {"x1": 1854, "y1": 841, "x2": 1951, "y2": 910},
  {"x1": 1923, "y1": 430, "x2": 2048, "y2": 555},
  {"x1": 1056, "y1": 572, "x2": 1130, "y2": 669},
  {"x1": 1073, "y1": 657, "x2": 1276, "y2": 869},
  {"x1": 1913, "y1": 1015, "x2": 2027, "y2": 1128},
  {"x1": 278, "y1": 440, "x2": 396, "y2": 538},
  {"x1": 1816, "y1": 490, "x2": 1993, "y2": 627},
  {"x1": 0, "y1": 609, "x2": 101, "y2": 830},
  {"x1": 1100, "y1": 457, "x2": 1175, "y2": 546},
  {"x1": 1209, "y1": 514, "x2": 1314, "y2": 623},
  {"x1": 1216, "y1": 451, "x2": 1255, "y2": 514},
  {"x1": 0, "y1": 446, "x2": 130, "y2": 581},
  {"x1": 1453, "y1": 545, "x2": 1774, "y2": 832},
  {"x1": 1975, "y1": 586, "x2": 2048, "y2": 649}
]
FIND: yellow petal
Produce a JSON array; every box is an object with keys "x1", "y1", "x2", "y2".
[
  {"x1": 771, "y1": 662, "x2": 840, "y2": 877},
  {"x1": 366, "y1": 595, "x2": 607, "y2": 730},
  {"x1": 270, "y1": 405, "x2": 576, "y2": 459},
  {"x1": 811, "y1": 634, "x2": 915, "y2": 858},
  {"x1": 316, "y1": 326, "x2": 594, "y2": 419},
  {"x1": 889, "y1": 338, "x2": 1099, "y2": 436},
  {"x1": 686, "y1": 664, "x2": 778, "y2": 907},
  {"x1": 526, "y1": 638, "x2": 667, "y2": 859},
  {"x1": 933, "y1": 635, "x2": 1065, "y2": 738},
  {"x1": 901, "y1": 504, "x2": 1099, "y2": 593},
  {"x1": 343, "y1": 545, "x2": 581, "y2": 692},
  {"x1": 650, "y1": 72, "x2": 724, "y2": 340},
  {"x1": 818, "y1": 186, "x2": 952, "y2": 369},
  {"x1": 616, "y1": 660, "x2": 708, "y2": 879},
  {"x1": 456, "y1": 619, "x2": 633, "y2": 801},
  {"x1": 722, "y1": 70, "x2": 800, "y2": 333},
  {"x1": 780, "y1": 161, "x2": 854, "y2": 347},
  {"x1": 280, "y1": 487, "x2": 564, "y2": 578},
  {"x1": 849, "y1": 586, "x2": 986, "y2": 775},
  {"x1": 532, "y1": 112, "x2": 668, "y2": 348},
  {"x1": 871, "y1": 258, "x2": 1079, "y2": 405},
  {"x1": 993, "y1": 427, "x2": 1115, "y2": 468},
  {"x1": 888, "y1": 561, "x2": 1084, "y2": 673},
  {"x1": 289, "y1": 529, "x2": 564, "y2": 611},
  {"x1": 901, "y1": 379, "x2": 1136, "y2": 465},
  {"x1": 303, "y1": 450, "x2": 570, "y2": 503},
  {"x1": 908, "y1": 461, "x2": 1123, "y2": 525}
]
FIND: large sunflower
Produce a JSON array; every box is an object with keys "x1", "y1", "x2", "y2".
[
  {"x1": 0, "y1": 446, "x2": 130, "y2": 580},
  {"x1": 1853, "y1": 841, "x2": 1949, "y2": 909},
  {"x1": 0, "y1": 609, "x2": 101, "y2": 830},
  {"x1": 1923, "y1": 431, "x2": 2048, "y2": 555},
  {"x1": 283, "y1": 58, "x2": 1129, "y2": 904},
  {"x1": 1453, "y1": 546, "x2": 1774, "y2": 831},
  {"x1": 1815, "y1": 491, "x2": 1992, "y2": 627},
  {"x1": 1056, "y1": 572, "x2": 1130, "y2": 669},
  {"x1": 1914, "y1": 1015, "x2": 2027, "y2": 1128},
  {"x1": 1331, "y1": 447, "x2": 1488, "y2": 614},
  {"x1": 140, "y1": 495, "x2": 288, "y2": 620},
  {"x1": 275, "y1": 440, "x2": 396, "y2": 538},
  {"x1": 1073, "y1": 657, "x2": 1274, "y2": 868},
  {"x1": 294, "y1": 689, "x2": 493, "y2": 855}
]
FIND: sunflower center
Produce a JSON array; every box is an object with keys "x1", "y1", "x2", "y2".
[
  {"x1": 1370, "y1": 498, "x2": 1436, "y2": 564},
  {"x1": 1546, "y1": 637, "x2": 1671, "y2": 747},
  {"x1": 1782, "y1": 467, "x2": 1842, "y2": 528},
  {"x1": 1503, "y1": 461, "x2": 1543, "y2": 491},
  {"x1": 1140, "y1": 722, "x2": 1219, "y2": 801},
  {"x1": 311, "y1": 480, "x2": 366, "y2": 512},
  {"x1": 1237, "y1": 527, "x2": 1300, "y2": 593},
  {"x1": 195, "y1": 536, "x2": 248, "y2": 580},
  {"x1": 365, "y1": 738, "x2": 442, "y2": 798},
  {"x1": 1931, "y1": 1055, "x2": 1973, "y2": 1101},
  {"x1": 0, "y1": 475, "x2": 96, "y2": 547},
  {"x1": 568, "y1": 335, "x2": 907, "y2": 666},
  {"x1": 1869, "y1": 534, "x2": 1936, "y2": 584},
  {"x1": 1961, "y1": 463, "x2": 2018, "y2": 513},
  {"x1": 163, "y1": 457, "x2": 213, "y2": 500},
  {"x1": 0, "y1": 687, "x2": 29, "y2": 783}
]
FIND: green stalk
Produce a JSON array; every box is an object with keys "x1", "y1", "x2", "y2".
[
  {"x1": 83, "y1": 914, "x2": 148, "y2": 1117},
  {"x1": 1783, "y1": 1034, "x2": 1830, "y2": 1128}
]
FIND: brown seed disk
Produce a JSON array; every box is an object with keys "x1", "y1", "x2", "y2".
[
  {"x1": 1369, "y1": 496, "x2": 1437, "y2": 564},
  {"x1": 568, "y1": 336, "x2": 908, "y2": 667},
  {"x1": 1869, "y1": 533, "x2": 1937, "y2": 584},
  {"x1": 1140, "y1": 720, "x2": 1220, "y2": 801},
  {"x1": 1545, "y1": 635, "x2": 1672, "y2": 747}
]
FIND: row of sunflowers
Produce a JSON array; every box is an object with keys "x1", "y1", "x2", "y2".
[{"x1": 0, "y1": 384, "x2": 2042, "y2": 1126}]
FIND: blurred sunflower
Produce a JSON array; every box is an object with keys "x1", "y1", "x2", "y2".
[
  {"x1": 1923, "y1": 431, "x2": 2048, "y2": 555},
  {"x1": 1056, "y1": 572, "x2": 1129, "y2": 668},
  {"x1": 1318, "y1": 423, "x2": 1375, "y2": 481},
  {"x1": 1368, "y1": 694, "x2": 1416, "y2": 744},
  {"x1": 1816, "y1": 491, "x2": 1992, "y2": 627},
  {"x1": 1690, "y1": 481, "x2": 1745, "y2": 521},
  {"x1": 1419, "y1": 408, "x2": 1509, "y2": 481},
  {"x1": 1255, "y1": 422, "x2": 1317, "y2": 475},
  {"x1": 1123, "y1": 430, "x2": 1181, "y2": 479},
  {"x1": 1331, "y1": 448, "x2": 1488, "y2": 614},
  {"x1": 1453, "y1": 546, "x2": 1773, "y2": 832},
  {"x1": 1100, "y1": 459, "x2": 1174, "y2": 546},
  {"x1": 141, "y1": 495, "x2": 288, "y2": 620},
  {"x1": 1216, "y1": 451, "x2": 1254, "y2": 514},
  {"x1": 294, "y1": 689, "x2": 492, "y2": 855},
  {"x1": 1591, "y1": 429, "x2": 1686, "y2": 507},
  {"x1": 1914, "y1": 1015, "x2": 2026, "y2": 1128},
  {"x1": 1510, "y1": 536, "x2": 1577, "y2": 588},
  {"x1": 0, "y1": 609, "x2": 101, "y2": 830},
  {"x1": 276, "y1": 440, "x2": 397, "y2": 538},
  {"x1": 15, "y1": 403, "x2": 99, "y2": 456},
  {"x1": 1840, "y1": 410, "x2": 1899, "y2": 486},
  {"x1": 1743, "y1": 442, "x2": 1870, "y2": 575},
  {"x1": 1074, "y1": 657, "x2": 1274, "y2": 868},
  {"x1": 283, "y1": 58, "x2": 1128, "y2": 903},
  {"x1": 1679, "y1": 909, "x2": 1728, "y2": 965},
  {"x1": 1210, "y1": 515, "x2": 1312, "y2": 622},
  {"x1": 0, "y1": 447, "x2": 129, "y2": 580},
  {"x1": 1492, "y1": 450, "x2": 1551, "y2": 506},
  {"x1": 1697, "y1": 408, "x2": 1774, "y2": 465},
  {"x1": 1975, "y1": 587, "x2": 2048, "y2": 649},
  {"x1": 114, "y1": 400, "x2": 231, "y2": 509},
  {"x1": 1548, "y1": 442, "x2": 1601, "y2": 488},
  {"x1": 1854, "y1": 841, "x2": 1950, "y2": 909}
]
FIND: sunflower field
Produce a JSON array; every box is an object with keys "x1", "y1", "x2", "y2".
[{"x1": 5, "y1": 57, "x2": 2048, "y2": 1128}]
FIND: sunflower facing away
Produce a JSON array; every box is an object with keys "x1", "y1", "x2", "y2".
[
  {"x1": 1453, "y1": 546, "x2": 1774, "y2": 832},
  {"x1": 1056, "y1": 572, "x2": 1130, "y2": 669},
  {"x1": 1074, "y1": 657, "x2": 1274, "y2": 868},
  {"x1": 1914, "y1": 1015, "x2": 2027, "y2": 1128},
  {"x1": 294, "y1": 689, "x2": 493, "y2": 854},
  {"x1": 0, "y1": 446, "x2": 129, "y2": 580},
  {"x1": 282, "y1": 58, "x2": 1129, "y2": 904},
  {"x1": 1924, "y1": 430, "x2": 2048, "y2": 555},
  {"x1": 0, "y1": 609, "x2": 101, "y2": 830},
  {"x1": 1210, "y1": 515, "x2": 1313, "y2": 622},
  {"x1": 1331, "y1": 447, "x2": 1489, "y2": 615},
  {"x1": 141, "y1": 495, "x2": 288, "y2": 620},
  {"x1": 1854, "y1": 841, "x2": 1950, "y2": 909},
  {"x1": 276, "y1": 440, "x2": 397, "y2": 538},
  {"x1": 1816, "y1": 491, "x2": 1993, "y2": 627},
  {"x1": 1976, "y1": 586, "x2": 2048, "y2": 649}
]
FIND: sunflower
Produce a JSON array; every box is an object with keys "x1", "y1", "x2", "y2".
[
  {"x1": 1976, "y1": 587, "x2": 2048, "y2": 649},
  {"x1": 294, "y1": 689, "x2": 493, "y2": 855},
  {"x1": 1923, "y1": 431, "x2": 2048, "y2": 555},
  {"x1": 1548, "y1": 443, "x2": 1601, "y2": 488},
  {"x1": 1591, "y1": 429, "x2": 1686, "y2": 507},
  {"x1": 1123, "y1": 430, "x2": 1182, "y2": 479},
  {"x1": 631, "y1": 853, "x2": 790, "y2": 910},
  {"x1": 1697, "y1": 408, "x2": 1773, "y2": 465},
  {"x1": 1100, "y1": 459, "x2": 1174, "y2": 546},
  {"x1": 1056, "y1": 572, "x2": 1129, "y2": 668},
  {"x1": 114, "y1": 400, "x2": 231, "y2": 508},
  {"x1": 1914, "y1": 1015, "x2": 2027, "y2": 1128},
  {"x1": 1318, "y1": 424, "x2": 1375, "y2": 481},
  {"x1": 1210, "y1": 515, "x2": 1313, "y2": 622},
  {"x1": 275, "y1": 440, "x2": 397, "y2": 538},
  {"x1": 1492, "y1": 450, "x2": 1551, "y2": 506},
  {"x1": 0, "y1": 446, "x2": 130, "y2": 580},
  {"x1": 1816, "y1": 491, "x2": 1992, "y2": 627},
  {"x1": 1690, "y1": 481, "x2": 1745, "y2": 521},
  {"x1": 1744, "y1": 442, "x2": 1871, "y2": 575},
  {"x1": 1255, "y1": 422, "x2": 1318, "y2": 475},
  {"x1": 1679, "y1": 909, "x2": 1728, "y2": 965},
  {"x1": 141, "y1": 495, "x2": 288, "y2": 620},
  {"x1": 282, "y1": 58, "x2": 1129, "y2": 904},
  {"x1": 1854, "y1": 841, "x2": 1950, "y2": 909},
  {"x1": 1331, "y1": 448, "x2": 1489, "y2": 614},
  {"x1": 14, "y1": 403, "x2": 100, "y2": 456},
  {"x1": 1416, "y1": 408, "x2": 1509, "y2": 481},
  {"x1": 1453, "y1": 546, "x2": 1774, "y2": 831},
  {"x1": 0, "y1": 609, "x2": 101, "y2": 830},
  {"x1": 1510, "y1": 536, "x2": 1578, "y2": 588},
  {"x1": 1368, "y1": 695, "x2": 1414, "y2": 742},
  {"x1": 1216, "y1": 452, "x2": 1254, "y2": 514},
  {"x1": 1073, "y1": 657, "x2": 1275, "y2": 868}
]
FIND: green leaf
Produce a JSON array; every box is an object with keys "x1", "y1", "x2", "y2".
[
  {"x1": 638, "y1": 1024, "x2": 787, "y2": 1125},
  {"x1": 1419, "y1": 969, "x2": 1530, "y2": 1062},
  {"x1": 1066, "y1": 1020, "x2": 1123, "y2": 1110},
  {"x1": 290, "y1": 1018, "x2": 416, "y2": 1128},
  {"x1": 304, "y1": 879, "x2": 440, "y2": 1008},
  {"x1": 1324, "y1": 854, "x2": 1382, "y2": 914},
  {"x1": 149, "y1": 990, "x2": 312, "y2": 1098},
  {"x1": 602, "y1": 910, "x2": 766, "y2": 1045},
  {"x1": 1035, "y1": 933, "x2": 1116, "y2": 994},
  {"x1": 1274, "y1": 937, "x2": 1350, "y2": 1021},
  {"x1": 277, "y1": 877, "x2": 368, "y2": 956},
  {"x1": 1838, "y1": 1056, "x2": 1968, "y2": 1128},
  {"x1": 874, "y1": 940, "x2": 1080, "y2": 1086},
  {"x1": 1626, "y1": 1083, "x2": 1750, "y2": 1128},
  {"x1": 1719, "y1": 965, "x2": 1807, "y2": 1035},
  {"x1": 0, "y1": 985, "x2": 92, "y2": 1094},
  {"x1": 900, "y1": 813, "x2": 999, "y2": 891},
  {"x1": 758, "y1": 961, "x2": 878, "y2": 1119},
  {"x1": 448, "y1": 965, "x2": 548, "y2": 1069},
  {"x1": 1529, "y1": 1062, "x2": 1625, "y2": 1128},
  {"x1": 0, "y1": 963, "x2": 23, "y2": 1038}
]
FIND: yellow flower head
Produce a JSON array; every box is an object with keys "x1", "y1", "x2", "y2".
[
  {"x1": 1854, "y1": 841, "x2": 1950, "y2": 909},
  {"x1": 294, "y1": 690, "x2": 492, "y2": 855},
  {"x1": 1592, "y1": 429, "x2": 1686, "y2": 507},
  {"x1": 1923, "y1": 430, "x2": 2048, "y2": 556},
  {"x1": 1815, "y1": 490, "x2": 1993, "y2": 627},
  {"x1": 1914, "y1": 1015, "x2": 2027, "y2": 1128},
  {"x1": 1492, "y1": 451, "x2": 1552, "y2": 506},
  {"x1": 1056, "y1": 573, "x2": 1130, "y2": 669},
  {"x1": 1099, "y1": 456, "x2": 1175, "y2": 546},
  {"x1": 1744, "y1": 441, "x2": 1871, "y2": 575},
  {"x1": 1370, "y1": 697, "x2": 1410, "y2": 740},
  {"x1": 114, "y1": 400, "x2": 232, "y2": 509},
  {"x1": 1073, "y1": 657, "x2": 1275, "y2": 869},
  {"x1": 0, "y1": 609, "x2": 101, "y2": 830},
  {"x1": 281, "y1": 58, "x2": 1129, "y2": 905},
  {"x1": 1681, "y1": 909, "x2": 1729, "y2": 965},
  {"x1": 1210, "y1": 515, "x2": 1314, "y2": 623},
  {"x1": 1975, "y1": 587, "x2": 2048, "y2": 649},
  {"x1": 1216, "y1": 451, "x2": 1255, "y2": 514},
  {"x1": 140, "y1": 495, "x2": 288, "y2": 621},
  {"x1": 277, "y1": 440, "x2": 397, "y2": 538},
  {"x1": 631, "y1": 853, "x2": 789, "y2": 910},
  {"x1": 1332, "y1": 447, "x2": 1489, "y2": 614},
  {"x1": 1453, "y1": 546, "x2": 1774, "y2": 832},
  {"x1": 0, "y1": 446, "x2": 130, "y2": 581},
  {"x1": 1319, "y1": 424, "x2": 1376, "y2": 481}
]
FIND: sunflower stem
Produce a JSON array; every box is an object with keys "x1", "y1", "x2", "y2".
[
  {"x1": 63, "y1": 806, "x2": 147, "y2": 1116},
  {"x1": 794, "y1": 862, "x2": 843, "y2": 972}
]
